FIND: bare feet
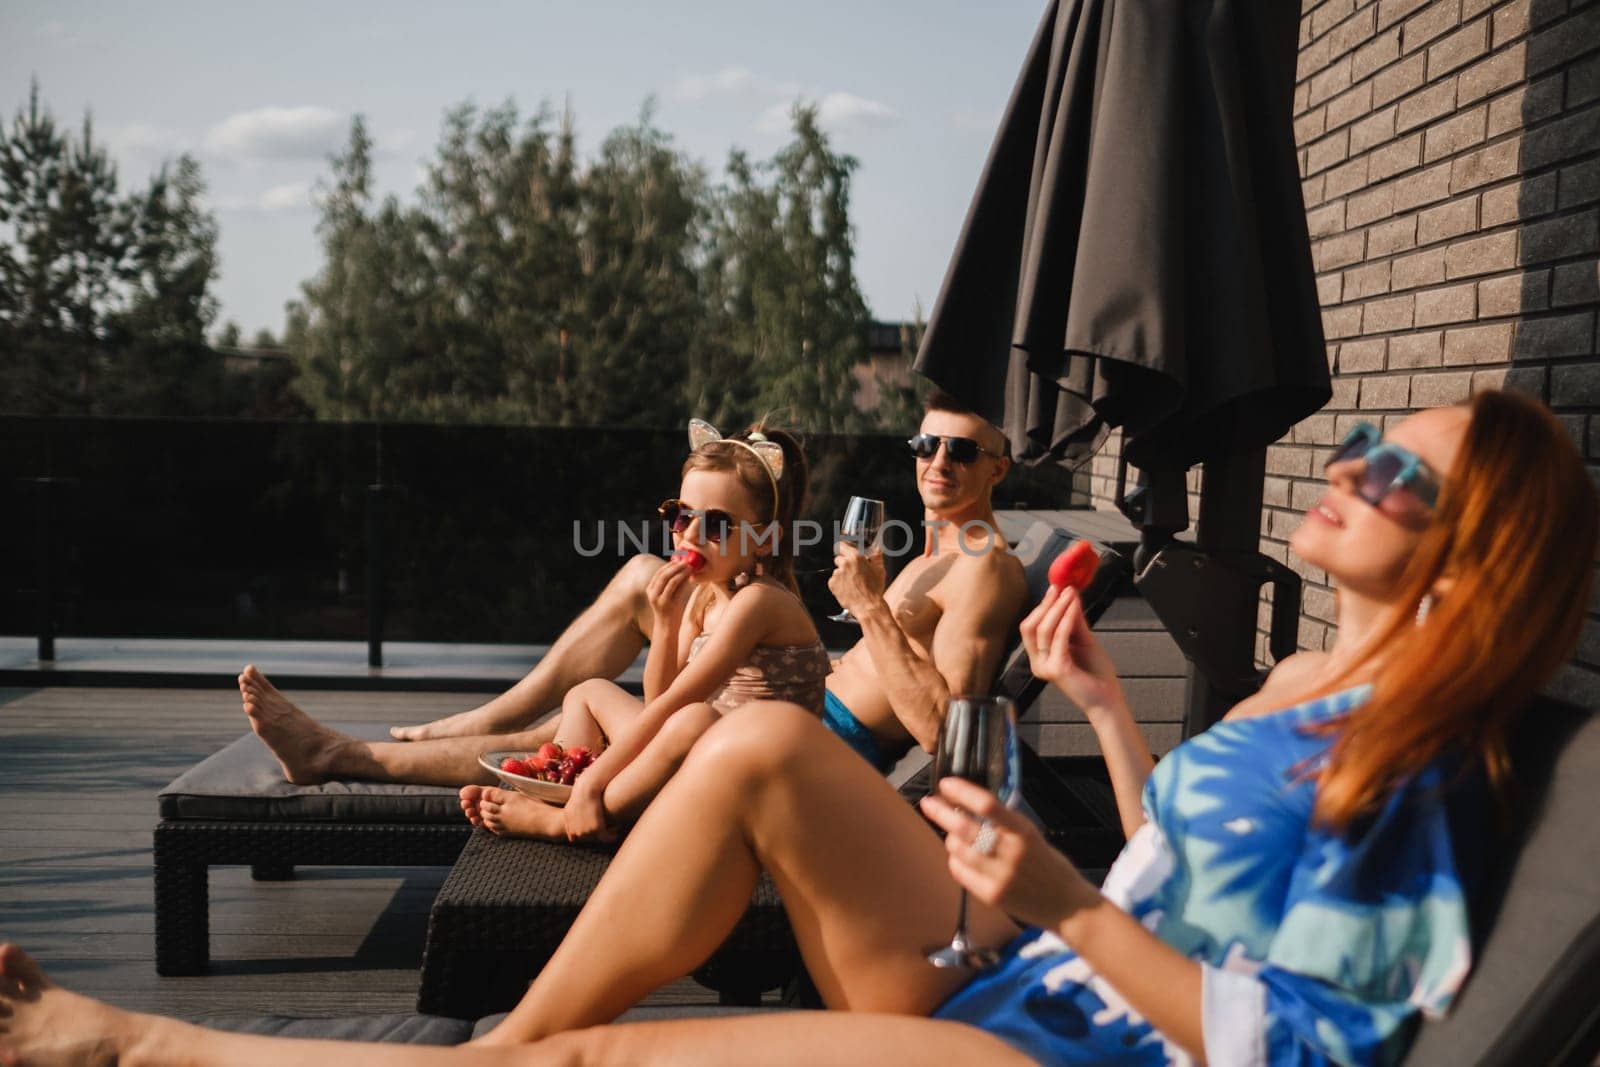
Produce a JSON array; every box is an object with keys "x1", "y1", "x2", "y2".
[
  {"x1": 477, "y1": 786, "x2": 567, "y2": 839},
  {"x1": 0, "y1": 944, "x2": 146, "y2": 1067},
  {"x1": 390, "y1": 705, "x2": 504, "y2": 742},
  {"x1": 238, "y1": 666, "x2": 350, "y2": 785},
  {"x1": 459, "y1": 784, "x2": 489, "y2": 829}
]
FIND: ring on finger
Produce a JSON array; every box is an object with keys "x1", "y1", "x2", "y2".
[{"x1": 971, "y1": 822, "x2": 999, "y2": 857}]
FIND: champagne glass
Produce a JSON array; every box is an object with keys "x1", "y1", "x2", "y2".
[
  {"x1": 925, "y1": 695, "x2": 1021, "y2": 970},
  {"x1": 829, "y1": 496, "x2": 886, "y2": 624}
]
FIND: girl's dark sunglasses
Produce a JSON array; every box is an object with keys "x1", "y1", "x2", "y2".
[
  {"x1": 1326, "y1": 422, "x2": 1440, "y2": 514},
  {"x1": 658, "y1": 499, "x2": 736, "y2": 543},
  {"x1": 906, "y1": 433, "x2": 1003, "y2": 464}
]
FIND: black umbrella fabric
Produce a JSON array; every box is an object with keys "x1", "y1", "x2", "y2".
[{"x1": 914, "y1": 0, "x2": 1330, "y2": 473}]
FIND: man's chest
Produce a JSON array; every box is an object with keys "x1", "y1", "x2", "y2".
[{"x1": 883, "y1": 555, "x2": 957, "y2": 646}]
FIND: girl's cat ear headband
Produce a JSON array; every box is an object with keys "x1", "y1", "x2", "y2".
[{"x1": 688, "y1": 418, "x2": 783, "y2": 521}]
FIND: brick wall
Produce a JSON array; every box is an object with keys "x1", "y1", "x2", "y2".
[{"x1": 1087, "y1": 0, "x2": 1600, "y2": 703}]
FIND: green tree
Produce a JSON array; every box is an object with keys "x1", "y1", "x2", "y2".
[
  {"x1": 289, "y1": 116, "x2": 393, "y2": 418},
  {"x1": 0, "y1": 82, "x2": 224, "y2": 415},
  {"x1": 696, "y1": 105, "x2": 873, "y2": 432},
  {"x1": 561, "y1": 104, "x2": 705, "y2": 428},
  {"x1": 287, "y1": 100, "x2": 882, "y2": 432},
  {"x1": 0, "y1": 82, "x2": 132, "y2": 411},
  {"x1": 102, "y1": 154, "x2": 224, "y2": 412},
  {"x1": 414, "y1": 100, "x2": 583, "y2": 422}
]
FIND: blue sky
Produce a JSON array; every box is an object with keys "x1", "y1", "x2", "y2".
[{"x1": 3, "y1": 0, "x2": 1046, "y2": 338}]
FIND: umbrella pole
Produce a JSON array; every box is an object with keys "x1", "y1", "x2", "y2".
[{"x1": 1184, "y1": 447, "x2": 1268, "y2": 734}]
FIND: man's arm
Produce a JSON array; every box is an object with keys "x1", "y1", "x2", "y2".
[{"x1": 851, "y1": 553, "x2": 1026, "y2": 751}]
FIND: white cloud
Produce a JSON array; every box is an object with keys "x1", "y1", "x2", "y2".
[
  {"x1": 675, "y1": 66, "x2": 897, "y2": 136},
  {"x1": 213, "y1": 181, "x2": 315, "y2": 214},
  {"x1": 753, "y1": 102, "x2": 794, "y2": 136},
  {"x1": 816, "y1": 92, "x2": 899, "y2": 131},
  {"x1": 259, "y1": 181, "x2": 313, "y2": 211},
  {"x1": 671, "y1": 66, "x2": 802, "y2": 103},
  {"x1": 756, "y1": 92, "x2": 899, "y2": 136},
  {"x1": 204, "y1": 106, "x2": 346, "y2": 162}
]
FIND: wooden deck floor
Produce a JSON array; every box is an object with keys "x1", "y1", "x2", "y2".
[{"x1": 0, "y1": 685, "x2": 721, "y2": 1021}]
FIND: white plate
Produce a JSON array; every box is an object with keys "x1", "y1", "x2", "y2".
[{"x1": 479, "y1": 751, "x2": 574, "y2": 805}]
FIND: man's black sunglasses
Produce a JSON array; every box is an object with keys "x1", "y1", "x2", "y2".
[
  {"x1": 906, "y1": 433, "x2": 1003, "y2": 464},
  {"x1": 658, "y1": 499, "x2": 737, "y2": 543}
]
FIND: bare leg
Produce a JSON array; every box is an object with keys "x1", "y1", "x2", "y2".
[
  {"x1": 553, "y1": 679, "x2": 644, "y2": 751},
  {"x1": 463, "y1": 680, "x2": 644, "y2": 832},
  {"x1": 530, "y1": 1013, "x2": 1033, "y2": 1065},
  {"x1": 391, "y1": 554, "x2": 664, "y2": 741},
  {"x1": 473, "y1": 698, "x2": 717, "y2": 840},
  {"x1": 480, "y1": 703, "x2": 1019, "y2": 1044},
  {"x1": 600, "y1": 701, "x2": 720, "y2": 822},
  {"x1": 242, "y1": 667, "x2": 549, "y2": 787},
  {"x1": 0, "y1": 944, "x2": 1027, "y2": 1067}
]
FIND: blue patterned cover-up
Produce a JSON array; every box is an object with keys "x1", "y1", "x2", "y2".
[{"x1": 932, "y1": 685, "x2": 1485, "y2": 1066}]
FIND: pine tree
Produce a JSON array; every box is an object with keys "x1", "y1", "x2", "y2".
[
  {"x1": 291, "y1": 116, "x2": 387, "y2": 418},
  {"x1": 1, "y1": 82, "x2": 226, "y2": 414},
  {"x1": 565, "y1": 102, "x2": 704, "y2": 428},
  {"x1": 104, "y1": 154, "x2": 223, "y2": 413},
  {"x1": 0, "y1": 82, "x2": 134, "y2": 411},
  {"x1": 696, "y1": 105, "x2": 873, "y2": 432}
]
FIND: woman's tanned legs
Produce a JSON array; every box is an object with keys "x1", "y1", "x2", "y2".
[
  {"x1": 480, "y1": 702, "x2": 1017, "y2": 1044},
  {"x1": 0, "y1": 942, "x2": 1029, "y2": 1067}
]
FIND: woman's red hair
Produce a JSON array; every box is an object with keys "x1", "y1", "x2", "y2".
[{"x1": 1310, "y1": 389, "x2": 1598, "y2": 830}]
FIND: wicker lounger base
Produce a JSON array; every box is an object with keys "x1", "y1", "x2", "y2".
[
  {"x1": 417, "y1": 830, "x2": 798, "y2": 1019},
  {"x1": 154, "y1": 820, "x2": 471, "y2": 976}
]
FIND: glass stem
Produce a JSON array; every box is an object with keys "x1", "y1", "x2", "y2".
[{"x1": 952, "y1": 888, "x2": 970, "y2": 945}]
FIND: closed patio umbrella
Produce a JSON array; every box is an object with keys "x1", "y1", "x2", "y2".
[
  {"x1": 914, "y1": 0, "x2": 1329, "y2": 473},
  {"x1": 914, "y1": 0, "x2": 1330, "y2": 729}
]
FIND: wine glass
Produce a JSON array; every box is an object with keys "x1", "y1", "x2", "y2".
[
  {"x1": 925, "y1": 695, "x2": 1021, "y2": 970},
  {"x1": 828, "y1": 496, "x2": 886, "y2": 624}
]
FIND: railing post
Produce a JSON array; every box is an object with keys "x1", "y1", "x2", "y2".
[
  {"x1": 33, "y1": 478, "x2": 56, "y2": 663},
  {"x1": 366, "y1": 483, "x2": 385, "y2": 669},
  {"x1": 1184, "y1": 447, "x2": 1269, "y2": 735}
]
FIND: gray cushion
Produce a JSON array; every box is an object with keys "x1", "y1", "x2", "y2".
[
  {"x1": 158, "y1": 725, "x2": 463, "y2": 823},
  {"x1": 198, "y1": 1012, "x2": 473, "y2": 1043},
  {"x1": 1010, "y1": 520, "x2": 1076, "y2": 608},
  {"x1": 1404, "y1": 700, "x2": 1600, "y2": 1065}
]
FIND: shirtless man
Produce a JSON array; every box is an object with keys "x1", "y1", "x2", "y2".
[{"x1": 240, "y1": 392, "x2": 1027, "y2": 789}]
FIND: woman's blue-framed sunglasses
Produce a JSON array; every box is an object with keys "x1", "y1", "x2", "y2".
[{"x1": 1326, "y1": 422, "x2": 1440, "y2": 514}]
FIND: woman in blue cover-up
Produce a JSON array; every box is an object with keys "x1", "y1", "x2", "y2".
[{"x1": 1, "y1": 390, "x2": 1594, "y2": 1067}]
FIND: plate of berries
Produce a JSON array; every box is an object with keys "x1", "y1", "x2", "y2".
[{"x1": 480, "y1": 743, "x2": 597, "y2": 805}]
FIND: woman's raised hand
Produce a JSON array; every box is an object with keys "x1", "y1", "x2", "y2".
[
  {"x1": 1019, "y1": 586, "x2": 1128, "y2": 720},
  {"x1": 646, "y1": 559, "x2": 694, "y2": 625},
  {"x1": 920, "y1": 778, "x2": 1097, "y2": 930}
]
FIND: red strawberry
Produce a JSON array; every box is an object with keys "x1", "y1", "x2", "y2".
[
  {"x1": 566, "y1": 746, "x2": 591, "y2": 763},
  {"x1": 500, "y1": 757, "x2": 532, "y2": 777},
  {"x1": 537, "y1": 742, "x2": 563, "y2": 764},
  {"x1": 1048, "y1": 540, "x2": 1100, "y2": 592}
]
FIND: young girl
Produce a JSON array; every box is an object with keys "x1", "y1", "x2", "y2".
[{"x1": 462, "y1": 418, "x2": 830, "y2": 842}]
